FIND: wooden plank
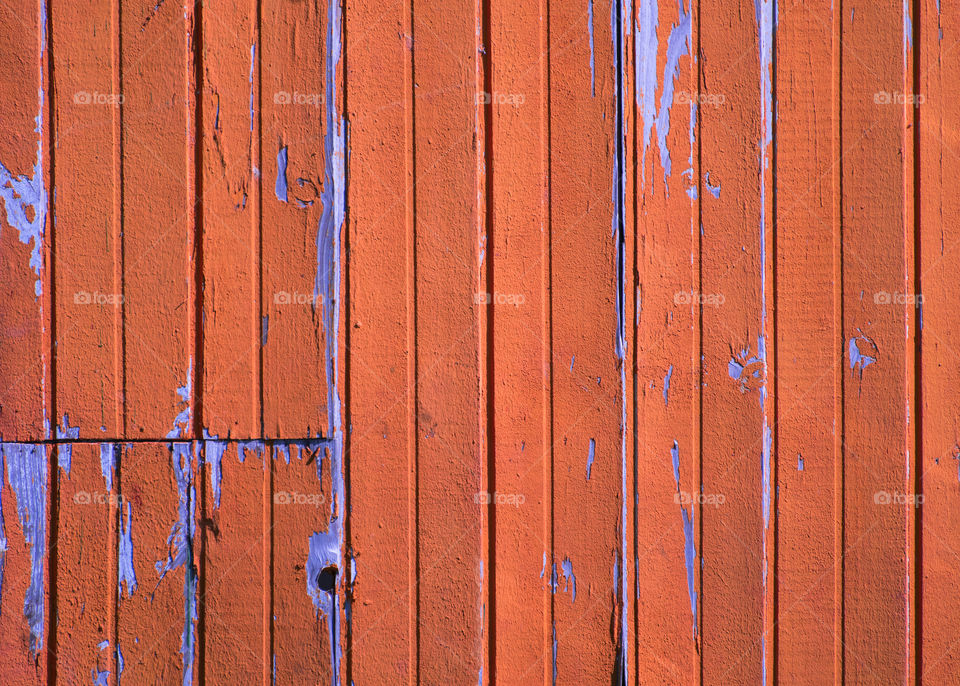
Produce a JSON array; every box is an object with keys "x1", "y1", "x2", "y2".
[
  {"x1": 919, "y1": 0, "x2": 960, "y2": 682},
  {"x1": 698, "y1": 0, "x2": 772, "y2": 681},
  {"x1": 51, "y1": 0, "x2": 123, "y2": 438},
  {"x1": 489, "y1": 0, "x2": 550, "y2": 682},
  {"x1": 270, "y1": 440, "x2": 338, "y2": 685},
  {"x1": 840, "y1": 1, "x2": 913, "y2": 682},
  {"x1": 548, "y1": 0, "x2": 630, "y2": 681},
  {"x1": 199, "y1": 0, "x2": 260, "y2": 438},
  {"x1": 774, "y1": 1, "x2": 843, "y2": 682},
  {"x1": 260, "y1": 0, "x2": 330, "y2": 439},
  {"x1": 411, "y1": 0, "x2": 486, "y2": 680},
  {"x1": 633, "y1": 0, "x2": 700, "y2": 681},
  {"x1": 116, "y1": 442, "x2": 199, "y2": 685},
  {"x1": 343, "y1": 0, "x2": 418, "y2": 681},
  {"x1": 120, "y1": 0, "x2": 196, "y2": 439},
  {"x1": 200, "y1": 439, "x2": 266, "y2": 683},
  {"x1": 0, "y1": 0, "x2": 51, "y2": 440},
  {"x1": 54, "y1": 442, "x2": 119, "y2": 685},
  {"x1": 0, "y1": 444, "x2": 51, "y2": 683}
]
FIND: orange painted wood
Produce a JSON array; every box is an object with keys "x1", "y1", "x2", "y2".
[
  {"x1": 120, "y1": 1, "x2": 195, "y2": 438},
  {"x1": 774, "y1": 2, "x2": 843, "y2": 682},
  {"x1": 51, "y1": 0, "x2": 123, "y2": 439},
  {"x1": 919, "y1": 1, "x2": 960, "y2": 683},
  {"x1": 199, "y1": 0, "x2": 261, "y2": 439},
  {"x1": 343, "y1": 0, "x2": 418, "y2": 681},
  {"x1": 260, "y1": 0, "x2": 331, "y2": 439},
  {"x1": 0, "y1": 0, "x2": 51, "y2": 441},
  {"x1": 698, "y1": 0, "x2": 771, "y2": 681},
  {"x1": 410, "y1": 0, "x2": 486, "y2": 681},
  {"x1": 54, "y1": 443, "x2": 118, "y2": 685},
  {"x1": 841, "y1": 1, "x2": 913, "y2": 682},
  {"x1": 634, "y1": 0, "x2": 701, "y2": 681},
  {"x1": 116, "y1": 442, "x2": 198, "y2": 684},
  {"x1": 489, "y1": 0, "x2": 551, "y2": 682},
  {"x1": 548, "y1": 0, "x2": 630, "y2": 682}
]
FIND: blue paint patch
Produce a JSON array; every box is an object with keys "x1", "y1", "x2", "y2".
[
  {"x1": 849, "y1": 333, "x2": 878, "y2": 377},
  {"x1": 560, "y1": 557, "x2": 577, "y2": 601},
  {"x1": 100, "y1": 443, "x2": 117, "y2": 491},
  {"x1": 92, "y1": 668, "x2": 109, "y2": 686},
  {"x1": 262, "y1": 314, "x2": 269, "y2": 345},
  {"x1": 552, "y1": 623, "x2": 557, "y2": 685},
  {"x1": 663, "y1": 365, "x2": 673, "y2": 405},
  {"x1": 587, "y1": 438, "x2": 596, "y2": 480},
  {"x1": 704, "y1": 172, "x2": 721, "y2": 198},
  {"x1": 238, "y1": 440, "x2": 265, "y2": 463},
  {"x1": 166, "y1": 364, "x2": 193, "y2": 440},
  {"x1": 119, "y1": 502, "x2": 137, "y2": 598},
  {"x1": 798, "y1": 455, "x2": 804, "y2": 471},
  {"x1": 669, "y1": 442, "x2": 698, "y2": 638},
  {"x1": 57, "y1": 414, "x2": 80, "y2": 475},
  {"x1": 3, "y1": 443, "x2": 47, "y2": 652},
  {"x1": 588, "y1": 0, "x2": 597, "y2": 96},
  {"x1": 153, "y1": 443, "x2": 198, "y2": 686},
  {"x1": 635, "y1": 0, "x2": 658, "y2": 187},
  {"x1": 203, "y1": 430, "x2": 227, "y2": 509},
  {"x1": 249, "y1": 44, "x2": 256, "y2": 131},
  {"x1": 275, "y1": 146, "x2": 289, "y2": 202}
]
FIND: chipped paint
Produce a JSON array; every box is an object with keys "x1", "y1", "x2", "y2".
[
  {"x1": 663, "y1": 364, "x2": 673, "y2": 405},
  {"x1": 100, "y1": 442, "x2": 117, "y2": 491},
  {"x1": 275, "y1": 145, "x2": 289, "y2": 202},
  {"x1": 587, "y1": 438, "x2": 596, "y2": 479},
  {"x1": 57, "y1": 414, "x2": 80, "y2": 474},
  {"x1": 3, "y1": 443, "x2": 47, "y2": 653},
  {"x1": 588, "y1": 0, "x2": 596, "y2": 96},
  {"x1": 119, "y1": 502, "x2": 137, "y2": 598},
  {"x1": 167, "y1": 364, "x2": 193, "y2": 439},
  {"x1": 849, "y1": 332, "x2": 878, "y2": 377}
]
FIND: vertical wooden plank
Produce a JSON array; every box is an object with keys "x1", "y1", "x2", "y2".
[
  {"x1": 698, "y1": 0, "x2": 771, "y2": 681},
  {"x1": 775, "y1": 1, "x2": 842, "y2": 682},
  {"x1": 200, "y1": 439, "x2": 266, "y2": 683},
  {"x1": 344, "y1": 0, "x2": 417, "y2": 681},
  {"x1": 200, "y1": 0, "x2": 260, "y2": 438},
  {"x1": 260, "y1": 0, "x2": 329, "y2": 439},
  {"x1": 0, "y1": 0, "x2": 51, "y2": 441},
  {"x1": 548, "y1": 0, "x2": 629, "y2": 681},
  {"x1": 0, "y1": 444, "x2": 51, "y2": 683},
  {"x1": 489, "y1": 0, "x2": 550, "y2": 682},
  {"x1": 411, "y1": 0, "x2": 486, "y2": 680},
  {"x1": 919, "y1": 1, "x2": 960, "y2": 682},
  {"x1": 55, "y1": 442, "x2": 118, "y2": 685},
  {"x1": 634, "y1": 0, "x2": 700, "y2": 681},
  {"x1": 51, "y1": 0, "x2": 123, "y2": 439},
  {"x1": 117, "y1": 442, "x2": 199, "y2": 685},
  {"x1": 841, "y1": 1, "x2": 912, "y2": 682},
  {"x1": 121, "y1": 0, "x2": 196, "y2": 438},
  {"x1": 270, "y1": 441, "x2": 337, "y2": 685}
]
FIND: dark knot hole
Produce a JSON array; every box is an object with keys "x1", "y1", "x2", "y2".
[{"x1": 317, "y1": 565, "x2": 338, "y2": 593}]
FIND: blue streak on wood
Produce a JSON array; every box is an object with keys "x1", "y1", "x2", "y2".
[
  {"x1": 587, "y1": 438, "x2": 596, "y2": 479},
  {"x1": 119, "y1": 502, "x2": 137, "y2": 598},
  {"x1": 3, "y1": 443, "x2": 47, "y2": 653},
  {"x1": 100, "y1": 442, "x2": 117, "y2": 491},
  {"x1": 663, "y1": 365, "x2": 673, "y2": 405},
  {"x1": 275, "y1": 146, "x2": 288, "y2": 202},
  {"x1": 57, "y1": 415, "x2": 80, "y2": 475}
]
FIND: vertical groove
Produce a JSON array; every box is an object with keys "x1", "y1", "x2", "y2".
[
  {"x1": 545, "y1": 0, "x2": 556, "y2": 682},
  {"x1": 192, "y1": 1, "x2": 204, "y2": 439},
  {"x1": 540, "y1": 0, "x2": 552, "y2": 679},
  {"x1": 911, "y1": 0, "x2": 922, "y2": 680},
  {"x1": 481, "y1": 0, "x2": 496, "y2": 680},
  {"x1": 694, "y1": 0, "x2": 704, "y2": 680},
  {"x1": 835, "y1": 0, "x2": 846, "y2": 682},
  {"x1": 112, "y1": 444, "x2": 122, "y2": 686},
  {"x1": 769, "y1": 5, "x2": 779, "y2": 683},
  {"x1": 341, "y1": 0, "x2": 353, "y2": 680},
  {"x1": 116, "y1": 0, "x2": 127, "y2": 438},
  {"x1": 44, "y1": 0, "x2": 58, "y2": 679},
  {"x1": 409, "y1": 0, "x2": 421, "y2": 679}
]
